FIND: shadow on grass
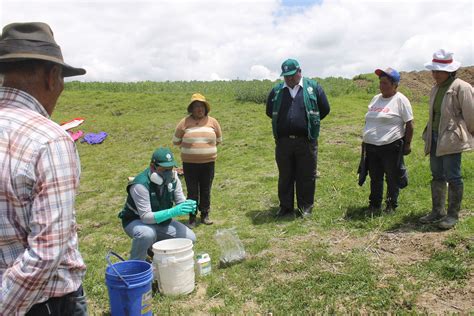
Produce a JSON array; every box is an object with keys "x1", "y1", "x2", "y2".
[
  {"x1": 344, "y1": 205, "x2": 383, "y2": 221},
  {"x1": 245, "y1": 207, "x2": 301, "y2": 225},
  {"x1": 386, "y1": 212, "x2": 446, "y2": 233},
  {"x1": 345, "y1": 205, "x2": 445, "y2": 233}
]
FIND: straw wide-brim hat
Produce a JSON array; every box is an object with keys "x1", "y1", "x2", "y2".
[
  {"x1": 0, "y1": 22, "x2": 85, "y2": 77},
  {"x1": 424, "y1": 49, "x2": 461, "y2": 72},
  {"x1": 187, "y1": 93, "x2": 210, "y2": 113}
]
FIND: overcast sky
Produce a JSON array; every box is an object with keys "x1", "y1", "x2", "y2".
[{"x1": 1, "y1": 0, "x2": 472, "y2": 82}]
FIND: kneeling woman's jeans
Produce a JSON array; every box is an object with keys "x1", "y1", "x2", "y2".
[
  {"x1": 366, "y1": 139, "x2": 403, "y2": 209},
  {"x1": 124, "y1": 219, "x2": 196, "y2": 260},
  {"x1": 430, "y1": 132, "x2": 462, "y2": 186}
]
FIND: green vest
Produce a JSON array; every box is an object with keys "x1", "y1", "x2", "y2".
[
  {"x1": 118, "y1": 167, "x2": 177, "y2": 227},
  {"x1": 271, "y1": 77, "x2": 321, "y2": 140}
]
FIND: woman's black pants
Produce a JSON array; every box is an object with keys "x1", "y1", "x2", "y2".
[
  {"x1": 366, "y1": 139, "x2": 403, "y2": 209},
  {"x1": 183, "y1": 162, "x2": 215, "y2": 213}
]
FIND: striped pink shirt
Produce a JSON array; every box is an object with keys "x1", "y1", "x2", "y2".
[
  {"x1": 0, "y1": 87, "x2": 86, "y2": 315},
  {"x1": 173, "y1": 115, "x2": 222, "y2": 163}
]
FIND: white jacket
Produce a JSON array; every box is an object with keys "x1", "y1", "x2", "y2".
[{"x1": 423, "y1": 78, "x2": 474, "y2": 156}]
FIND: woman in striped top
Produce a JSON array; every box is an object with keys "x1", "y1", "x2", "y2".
[{"x1": 173, "y1": 93, "x2": 222, "y2": 227}]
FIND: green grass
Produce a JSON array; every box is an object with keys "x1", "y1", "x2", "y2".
[{"x1": 54, "y1": 79, "x2": 473, "y2": 314}]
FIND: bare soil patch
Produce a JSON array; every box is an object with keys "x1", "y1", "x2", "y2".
[
  {"x1": 340, "y1": 228, "x2": 472, "y2": 313},
  {"x1": 261, "y1": 227, "x2": 473, "y2": 314}
]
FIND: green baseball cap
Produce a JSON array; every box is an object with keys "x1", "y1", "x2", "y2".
[
  {"x1": 280, "y1": 58, "x2": 300, "y2": 76},
  {"x1": 151, "y1": 147, "x2": 177, "y2": 168}
]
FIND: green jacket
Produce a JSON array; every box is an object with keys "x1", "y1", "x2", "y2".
[
  {"x1": 118, "y1": 167, "x2": 176, "y2": 227},
  {"x1": 270, "y1": 77, "x2": 321, "y2": 140}
]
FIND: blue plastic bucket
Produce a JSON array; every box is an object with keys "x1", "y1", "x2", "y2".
[{"x1": 105, "y1": 252, "x2": 154, "y2": 316}]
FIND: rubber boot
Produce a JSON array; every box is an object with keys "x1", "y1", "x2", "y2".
[
  {"x1": 419, "y1": 180, "x2": 447, "y2": 224},
  {"x1": 438, "y1": 183, "x2": 463, "y2": 230},
  {"x1": 188, "y1": 213, "x2": 196, "y2": 229},
  {"x1": 201, "y1": 211, "x2": 213, "y2": 225}
]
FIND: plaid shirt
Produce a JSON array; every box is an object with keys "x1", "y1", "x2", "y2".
[{"x1": 0, "y1": 87, "x2": 86, "y2": 315}]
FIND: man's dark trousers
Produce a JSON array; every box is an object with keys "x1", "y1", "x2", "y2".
[
  {"x1": 25, "y1": 285, "x2": 87, "y2": 316},
  {"x1": 275, "y1": 136, "x2": 318, "y2": 210}
]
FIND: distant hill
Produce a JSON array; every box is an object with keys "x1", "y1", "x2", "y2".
[
  {"x1": 354, "y1": 66, "x2": 474, "y2": 102},
  {"x1": 400, "y1": 66, "x2": 474, "y2": 100},
  {"x1": 57, "y1": 65, "x2": 474, "y2": 104}
]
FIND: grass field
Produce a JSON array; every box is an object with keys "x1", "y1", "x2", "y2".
[{"x1": 54, "y1": 76, "x2": 473, "y2": 314}]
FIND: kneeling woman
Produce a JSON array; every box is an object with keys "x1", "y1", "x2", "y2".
[
  {"x1": 119, "y1": 147, "x2": 197, "y2": 260},
  {"x1": 362, "y1": 68, "x2": 414, "y2": 213}
]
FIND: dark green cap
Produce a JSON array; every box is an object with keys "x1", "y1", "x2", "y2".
[
  {"x1": 280, "y1": 58, "x2": 300, "y2": 76},
  {"x1": 151, "y1": 147, "x2": 177, "y2": 168}
]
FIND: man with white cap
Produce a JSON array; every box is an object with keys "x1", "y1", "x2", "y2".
[
  {"x1": 420, "y1": 49, "x2": 473, "y2": 229},
  {"x1": 0, "y1": 22, "x2": 88, "y2": 314}
]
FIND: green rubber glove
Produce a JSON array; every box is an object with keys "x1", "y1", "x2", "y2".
[
  {"x1": 153, "y1": 201, "x2": 196, "y2": 224},
  {"x1": 184, "y1": 199, "x2": 197, "y2": 213}
]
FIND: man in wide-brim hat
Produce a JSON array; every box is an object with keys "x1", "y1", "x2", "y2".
[
  {"x1": 419, "y1": 49, "x2": 474, "y2": 230},
  {"x1": 0, "y1": 22, "x2": 88, "y2": 315}
]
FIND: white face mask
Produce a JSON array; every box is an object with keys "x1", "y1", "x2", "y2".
[{"x1": 150, "y1": 172, "x2": 163, "y2": 185}]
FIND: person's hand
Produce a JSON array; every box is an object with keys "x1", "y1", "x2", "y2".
[
  {"x1": 154, "y1": 202, "x2": 197, "y2": 223},
  {"x1": 184, "y1": 199, "x2": 197, "y2": 208},
  {"x1": 184, "y1": 199, "x2": 197, "y2": 214},
  {"x1": 176, "y1": 199, "x2": 197, "y2": 215},
  {"x1": 175, "y1": 203, "x2": 194, "y2": 215},
  {"x1": 403, "y1": 143, "x2": 411, "y2": 155}
]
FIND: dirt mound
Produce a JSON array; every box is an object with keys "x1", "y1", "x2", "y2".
[
  {"x1": 400, "y1": 66, "x2": 474, "y2": 101},
  {"x1": 353, "y1": 66, "x2": 474, "y2": 101}
]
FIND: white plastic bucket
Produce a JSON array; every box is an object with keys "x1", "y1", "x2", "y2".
[{"x1": 152, "y1": 238, "x2": 195, "y2": 295}]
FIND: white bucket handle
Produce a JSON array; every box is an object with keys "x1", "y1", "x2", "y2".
[{"x1": 155, "y1": 252, "x2": 194, "y2": 265}]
